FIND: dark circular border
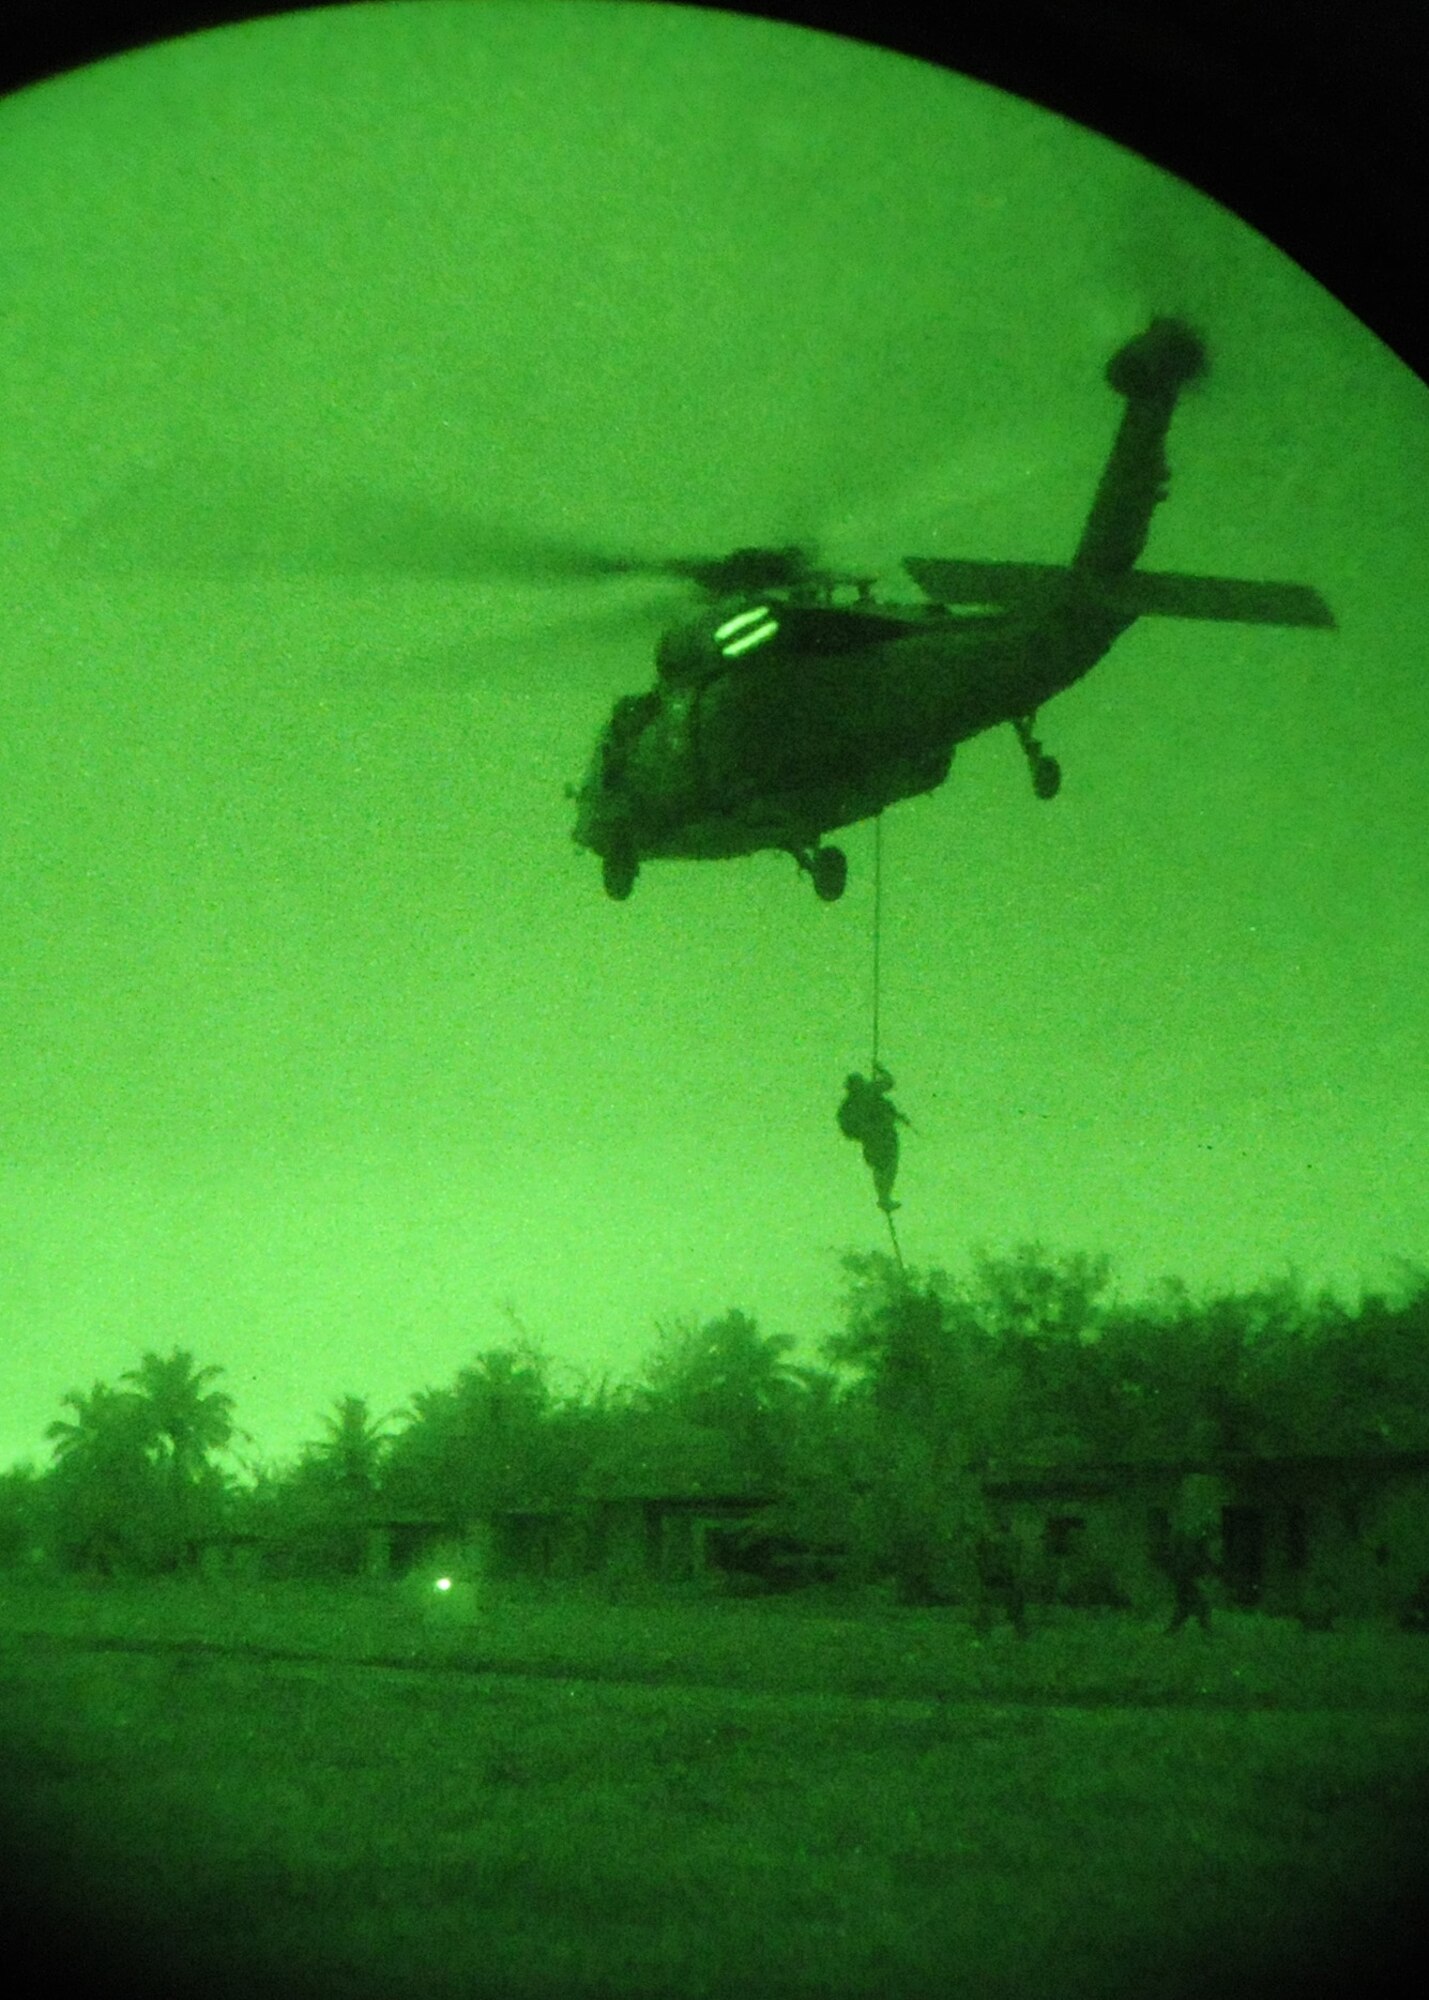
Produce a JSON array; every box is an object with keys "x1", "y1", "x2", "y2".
[{"x1": 0, "y1": 0, "x2": 1421, "y2": 378}]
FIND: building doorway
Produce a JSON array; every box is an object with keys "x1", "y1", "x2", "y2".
[{"x1": 1220, "y1": 1505, "x2": 1266, "y2": 1606}]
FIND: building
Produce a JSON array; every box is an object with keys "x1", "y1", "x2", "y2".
[
  {"x1": 231, "y1": 1444, "x2": 1429, "y2": 1621},
  {"x1": 987, "y1": 1449, "x2": 1429, "y2": 1620},
  {"x1": 359, "y1": 1493, "x2": 777, "y2": 1591}
]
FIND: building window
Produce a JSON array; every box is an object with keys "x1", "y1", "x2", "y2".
[
  {"x1": 1284, "y1": 1503, "x2": 1308, "y2": 1572},
  {"x1": 1044, "y1": 1515, "x2": 1086, "y2": 1559}
]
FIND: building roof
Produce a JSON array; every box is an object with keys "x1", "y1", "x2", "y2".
[{"x1": 985, "y1": 1446, "x2": 1429, "y2": 1488}]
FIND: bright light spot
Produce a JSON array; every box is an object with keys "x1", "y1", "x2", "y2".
[
  {"x1": 721, "y1": 619, "x2": 779, "y2": 657},
  {"x1": 435, "y1": 1576, "x2": 453, "y2": 1593},
  {"x1": 713, "y1": 605, "x2": 772, "y2": 644}
]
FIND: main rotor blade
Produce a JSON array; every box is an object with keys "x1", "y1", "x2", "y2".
[
  {"x1": 61, "y1": 454, "x2": 725, "y2": 589},
  {"x1": 335, "y1": 599, "x2": 673, "y2": 699}
]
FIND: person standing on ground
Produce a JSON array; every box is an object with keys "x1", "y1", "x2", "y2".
[
  {"x1": 1163, "y1": 1523, "x2": 1217, "y2": 1634},
  {"x1": 973, "y1": 1513, "x2": 1029, "y2": 1639}
]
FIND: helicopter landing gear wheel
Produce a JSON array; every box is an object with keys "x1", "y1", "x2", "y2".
[
  {"x1": 601, "y1": 835, "x2": 639, "y2": 900},
  {"x1": 801, "y1": 844, "x2": 847, "y2": 902}
]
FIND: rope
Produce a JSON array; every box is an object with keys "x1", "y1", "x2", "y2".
[
  {"x1": 883, "y1": 1204, "x2": 906, "y2": 1273},
  {"x1": 871, "y1": 811, "x2": 906, "y2": 1277},
  {"x1": 871, "y1": 811, "x2": 883, "y2": 1072}
]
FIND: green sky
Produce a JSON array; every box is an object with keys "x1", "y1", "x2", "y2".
[{"x1": 1, "y1": 1, "x2": 1424, "y2": 1471}]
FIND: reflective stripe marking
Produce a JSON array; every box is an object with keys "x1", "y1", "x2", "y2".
[
  {"x1": 713, "y1": 605, "x2": 774, "y2": 643},
  {"x1": 720, "y1": 618, "x2": 779, "y2": 657}
]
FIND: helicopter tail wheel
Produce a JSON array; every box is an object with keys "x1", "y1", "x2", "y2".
[
  {"x1": 808, "y1": 845, "x2": 848, "y2": 902},
  {"x1": 601, "y1": 837, "x2": 639, "y2": 900}
]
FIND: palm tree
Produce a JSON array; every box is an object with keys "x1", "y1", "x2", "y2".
[
  {"x1": 641, "y1": 1310, "x2": 803, "y2": 1426},
  {"x1": 0, "y1": 1461, "x2": 46, "y2": 1567},
  {"x1": 383, "y1": 1344, "x2": 556, "y2": 1517},
  {"x1": 303, "y1": 1395, "x2": 396, "y2": 1501},
  {"x1": 46, "y1": 1381, "x2": 155, "y2": 1465},
  {"x1": 118, "y1": 1350, "x2": 237, "y2": 1563},
  {"x1": 265, "y1": 1397, "x2": 398, "y2": 1577},
  {"x1": 119, "y1": 1350, "x2": 235, "y2": 1480},
  {"x1": 624, "y1": 1310, "x2": 810, "y2": 1496},
  {"x1": 45, "y1": 1381, "x2": 163, "y2": 1573}
]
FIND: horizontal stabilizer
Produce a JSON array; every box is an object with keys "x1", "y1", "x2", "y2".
[
  {"x1": 1108, "y1": 570, "x2": 1336, "y2": 627},
  {"x1": 904, "y1": 557, "x2": 1335, "y2": 630}
]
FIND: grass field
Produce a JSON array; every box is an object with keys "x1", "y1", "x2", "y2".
[{"x1": 2, "y1": 1576, "x2": 1426, "y2": 2000}]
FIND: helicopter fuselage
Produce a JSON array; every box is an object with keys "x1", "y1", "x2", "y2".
[
  {"x1": 570, "y1": 579, "x2": 1131, "y2": 868},
  {"x1": 568, "y1": 317, "x2": 1333, "y2": 899}
]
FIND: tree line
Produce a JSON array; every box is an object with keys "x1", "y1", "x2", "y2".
[{"x1": 2, "y1": 1246, "x2": 1425, "y2": 1593}]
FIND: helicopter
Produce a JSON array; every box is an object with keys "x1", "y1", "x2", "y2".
[{"x1": 565, "y1": 317, "x2": 1335, "y2": 901}]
